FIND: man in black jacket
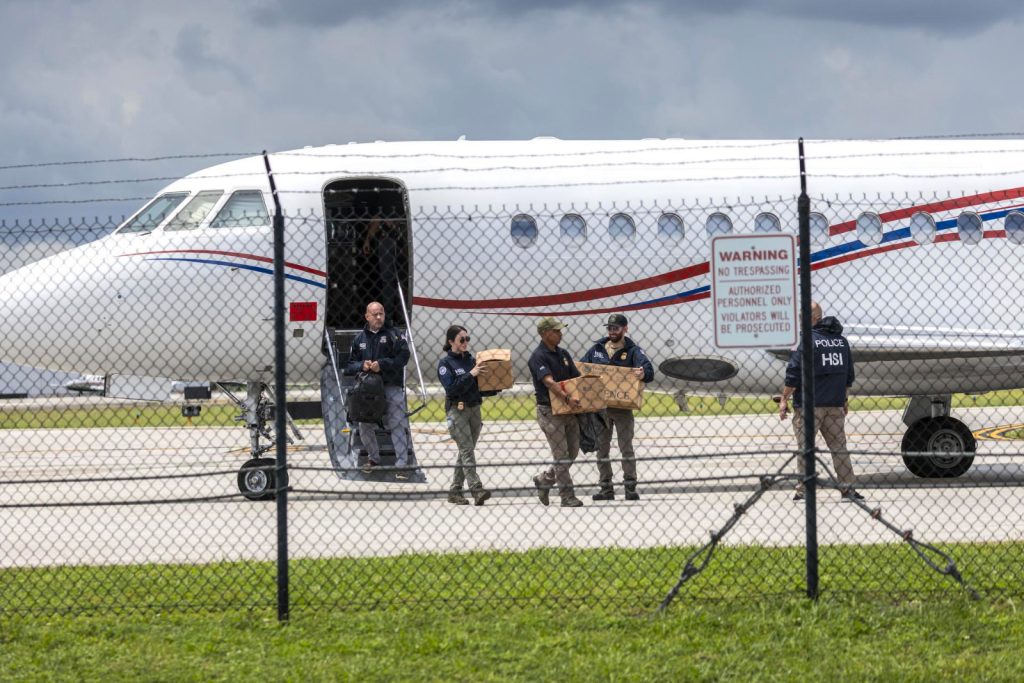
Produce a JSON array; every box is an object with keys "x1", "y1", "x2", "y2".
[
  {"x1": 580, "y1": 313, "x2": 654, "y2": 501},
  {"x1": 345, "y1": 301, "x2": 412, "y2": 478},
  {"x1": 779, "y1": 302, "x2": 861, "y2": 501}
]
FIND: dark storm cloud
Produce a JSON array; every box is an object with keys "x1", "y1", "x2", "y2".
[{"x1": 251, "y1": 0, "x2": 1024, "y2": 34}]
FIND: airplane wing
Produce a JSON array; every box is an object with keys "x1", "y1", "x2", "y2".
[{"x1": 767, "y1": 325, "x2": 1024, "y2": 362}]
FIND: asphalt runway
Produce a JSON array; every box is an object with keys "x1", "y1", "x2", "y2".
[{"x1": 3, "y1": 407, "x2": 1024, "y2": 568}]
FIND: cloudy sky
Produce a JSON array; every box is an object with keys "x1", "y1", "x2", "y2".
[{"x1": 2, "y1": 0, "x2": 1024, "y2": 221}]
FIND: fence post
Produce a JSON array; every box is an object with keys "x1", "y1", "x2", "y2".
[
  {"x1": 263, "y1": 151, "x2": 290, "y2": 622},
  {"x1": 797, "y1": 138, "x2": 819, "y2": 600}
]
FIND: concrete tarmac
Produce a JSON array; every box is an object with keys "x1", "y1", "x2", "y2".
[{"x1": 2, "y1": 408, "x2": 1024, "y2": 568}]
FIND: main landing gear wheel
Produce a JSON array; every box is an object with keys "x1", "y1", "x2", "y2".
[
  {"x1": 238, "y1": 458, "x2": 276, "y2": 501},
  {"x1": 901, "y1": 416, "x2": 976, "y2": 478}
]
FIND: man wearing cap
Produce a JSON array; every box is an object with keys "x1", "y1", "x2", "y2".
[
  {"x1": 581, "y1": 313, "x2": 655, "y2": 501},
  {"x1": 529, "y1": 317, "x2": 585, "y2": 508}
]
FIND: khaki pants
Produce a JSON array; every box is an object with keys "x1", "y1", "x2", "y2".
[
  {"x1": 793, "y1": 407, "x2": 855, "y2": 492},
  {"x1": 536, "y1": 404, "x2": 581, "y2": 499},
  {"x1": 447, "y1": 404, "x2": 483, "y2": 493},
  {"x1": 596, "y1": 407, "x2": 637, "y2": 484}
]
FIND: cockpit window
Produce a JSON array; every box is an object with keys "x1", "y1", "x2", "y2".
[
  {"x1": 164, "y1": 191, "x2": 224, "y2": 232},
  {"x1": 118, "y1": 193, "x2": 189, "y2": 234},
  {"x1": 210, "y1": 190, "x2": 270, "y2": 228}
]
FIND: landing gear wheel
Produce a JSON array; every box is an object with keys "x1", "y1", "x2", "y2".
[
  {"x1": 238, "y1": 458, "x2": 276, "y2": 500},
  {"x1": 901, "y1": 416, "x2": 976, "y2": 478}
]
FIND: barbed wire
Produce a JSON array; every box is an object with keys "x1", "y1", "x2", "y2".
[{"x1": 0, "y1": 152, "x2": 258, "y2": 172}]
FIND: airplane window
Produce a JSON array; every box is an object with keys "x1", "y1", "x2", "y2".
[
  {"x1": 957, "y1": 211, "x2": 983, "y2": 245},
  {"x1": 510, "y1": 214, "x2": 538, "y2": 247},
  {"x1": 856, "y1": 211, "x2": 883, "y2": 246},
  {"x1": 211, "y1": 190, "x2": 270, "y2": 228},
  {"x1": 908, "y1": 211, "x2": 936, "y2": 244},
  {"x1": 754, "y1": 212, "x2": 781, "y2": 233},
  {"x1": 609, "y1": 213, "x2": 636, "y2": 239},
  {"x1": 164, "y1": 191, "x2": 224, "y2": 232},
  {"x1": 706, "y1": 212, "x2": 732, "y2": 236},
  {"x1": 657, "y1": 213, "x2": 684, "y2": 239},
  {"x1": 117, "y1": 193, "x2": 189, "y2": 234},
  {"x1": 559, "y1": 214, "x2": 586, "y2": 242},
  {"x1": 809, "y1": 212, "x2": 830, "y2": 245},
  {"x1": 1006, "y1": 210, "x2": 1024, "y2": 245}
]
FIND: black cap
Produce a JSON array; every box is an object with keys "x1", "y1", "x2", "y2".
[{"x1": 606, "y1": 313, "x2": 627, "y2": 328}]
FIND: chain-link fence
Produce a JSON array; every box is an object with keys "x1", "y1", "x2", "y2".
[{"x1": 3, "y1": 141, "x2": 1024, "y2": 616}]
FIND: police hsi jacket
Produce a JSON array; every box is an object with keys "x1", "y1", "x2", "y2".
[{"x1": 784, "y1": 316, "x2": 855, "y2": 408}]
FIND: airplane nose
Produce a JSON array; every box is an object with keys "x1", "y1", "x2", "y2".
[{"x1": 0, "y1": 245, "x2": 113, "y2": 372}]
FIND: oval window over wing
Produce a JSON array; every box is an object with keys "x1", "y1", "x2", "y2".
[
  {"x1": 510, "y1": 214, "x2": 538, "y2": 248},
  {"x1": 706, "y1": 212, "x2": 732, "y2": 236},
  {"x1": 1006, "y1": 210, "x2": 1024, "y2": 245},
  {"x1": 117, "y1": 192, "x2": 189, "y2": 234},
  {"x1": 856, "y1": 211, "x2": 883, "y2": 246},
  {"x1": 559, "y1": 214, "x2": 586, "y2": 242},
  {"x1": 609, "y1": 213, "x2": 635, "y2": 239},
  {"x1": 957, "y1": 211, "x2": 983, "y2": 245},
  {"x1": 908, "y1": 211, "x2": 936, "y2": 244},
  {"x1": 657, "y1": 213, "x2": 684, "y2": 239},
  {"x1": 754, "y1": 212, "x2": 781, "y2": 233},
  {"x1": 808, "y1": 212, "x2": 830, "y2": 246}
]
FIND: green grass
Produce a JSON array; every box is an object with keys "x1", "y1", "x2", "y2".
[
  {"x1": 3, "y1": 544, "x2": 1024, "y2": 681},
  {"x1": 5, "y1": 389, "x2": 1024, "y2": 430}
]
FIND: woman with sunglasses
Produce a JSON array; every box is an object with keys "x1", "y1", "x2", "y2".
[{"x1": 437, "y1": 325, "x2": 493, "y2": 505}]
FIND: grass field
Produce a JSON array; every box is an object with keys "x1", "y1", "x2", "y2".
[
  {"x1": 5, "y1": 389, "x2": 1024, "y2": 430},
  {"x1": 3, "y1": 544, "x2": 1024, "y2": 681}
]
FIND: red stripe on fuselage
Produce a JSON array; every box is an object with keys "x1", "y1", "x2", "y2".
[
  {"x1": 413, "y1": 262, "x2": 709, "y2": 310},
  {"x1": 118, "y1": 249, "x2": 328, "y2": 277}
]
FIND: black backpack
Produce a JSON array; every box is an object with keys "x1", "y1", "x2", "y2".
[{"x1": 346, "y1": 372, "x2": 387, "y2": 423}]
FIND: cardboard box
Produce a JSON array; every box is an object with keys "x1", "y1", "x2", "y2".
[
  {"x1": 476, "y1": 348, "x2": 514, "y2": 391},
  {"x1": 578, "y1": 362, "x2": 645, "y2": 410},
  {"x1": 551, "y1": 374, "x2": 607, "y2": 415}
]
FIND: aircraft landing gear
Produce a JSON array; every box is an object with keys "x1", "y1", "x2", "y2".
[
  {"x1": 219, "y1": 381, "x2": 302, "y2": 500},
  {"x1": 900, "y1": 396, "x2": 976, "y2": 478}
]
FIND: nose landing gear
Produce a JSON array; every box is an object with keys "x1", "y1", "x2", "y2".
[{"x1": 221, "y1": 381, "x2": 302, "y2": 500}]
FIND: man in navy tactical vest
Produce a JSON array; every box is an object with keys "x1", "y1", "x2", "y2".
[
  {"x1": 779, "y1": 302, "x2": 862, "y2": 501},
  {"x1": 529, "y1": 317, "x2": 585, "y2": 508}
]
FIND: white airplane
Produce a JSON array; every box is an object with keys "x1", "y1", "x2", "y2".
[{"x1": 3, "y1": 137, "x2": 1024, "y2": 497}]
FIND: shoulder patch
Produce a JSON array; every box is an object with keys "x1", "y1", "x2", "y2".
[{"x1": 439, "y1": 366, "x2": 447, "y2": 375}]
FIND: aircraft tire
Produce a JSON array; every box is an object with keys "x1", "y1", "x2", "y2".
[
  {"x1": 238, "y1": 457, "x2": 277, "y2": 501},
  {"x1": 901, "y1": 416, "x2": 975, "y2": 478}
]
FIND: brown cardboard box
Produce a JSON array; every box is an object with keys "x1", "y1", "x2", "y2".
[
  {"x1": 550, "y1": 374, "x2": 607, "y2": 415},
  {"x1": 476, "y1": 349, "x2": 514, "y2": 391},
  {"x1": 578, "y1": 362, "x2": 645, "y2": 410}
]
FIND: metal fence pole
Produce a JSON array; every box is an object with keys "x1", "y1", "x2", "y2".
[
  {"x1": 263, "y1": 150, "x2": 290, "y2": 622},
  {"x1": 797, "y1": 138, "x2": 819, "y2": 600}
]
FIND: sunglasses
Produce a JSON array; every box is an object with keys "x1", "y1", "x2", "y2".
[{"x1": 456, "y1": 336, "x2": 470, "y2": 343}]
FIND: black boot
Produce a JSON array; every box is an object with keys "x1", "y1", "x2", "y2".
[
  {"x1": 591, "y1": 483, "x2": 615, "y2": 501},
  {"x1": 624, "y1": 481, "x2": 640, "y2": 501}
]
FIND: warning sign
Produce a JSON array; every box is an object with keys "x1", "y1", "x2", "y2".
[{"x1": 711, "y1": 234, "x2": 797, "y2": 348}]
